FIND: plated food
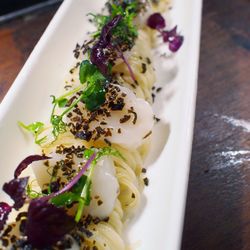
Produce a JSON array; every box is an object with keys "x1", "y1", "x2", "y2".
[{"x1": 0, "y1": 0, "x2": 186, "y2": 249}]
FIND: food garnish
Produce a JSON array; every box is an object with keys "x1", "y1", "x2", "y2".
[
  {"x1": 0, "y1": 0, "x2": 184, "y2": 248},
  {"x1": 147, "y1": 12, "x2": 184, "y2": 52}
]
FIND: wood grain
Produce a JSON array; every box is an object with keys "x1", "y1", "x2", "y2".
[{"x1": 181, "y1": 0, "x2": 250, "y2": 249}]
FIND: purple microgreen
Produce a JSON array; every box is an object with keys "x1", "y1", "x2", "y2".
[
  {"x1": 50, "y1": 175, "x2": 88, "y2": 207},
  {"x1": 14, "y1": 155, "x2": 51, "y2": 179},
  {"x1": 25, "y1": 199, "x2": 75, "y2": 248},
  {"x1": 116, "y1": 46, "x2": 136, "y2": 82},
  {"x1": 99, "y1": 14, "x2": 122, "y2": 45},
  {"x1": 147, "y1": 12, "x2": 166, "y2": 30},
  {"x1": 162, "y1": 26, "x2": 184, "y2": 52},
  {"x1": 41, "y1": 152, "x2": 96, "y2": 202},
  {"x1": 50, "y1": 175, "x2": 90, "y2": 222},
  {"x1": 51, "y1": 152, "x2": 96, "y2": 198},
  {"x1": 3, "y1": 177, "x2": 29, "y2": 210},
  {"x1": 49, "y1": 180, "x2": 61, "y2": 193},
  {"x1": 44, "y1": 153, "x2": 96, "y2": 223},
  {"x1": 161, "y1": 25, "x2": 177, "y2": 42},
  {"x1": 147, "y1": 13, "x2": 184, "y2": 52},
  {"x1": 0, "y1": 202, "x2": 12, "y2": 231},
  {"x1": 90, "y1": 15, "x2": 122, "y2": 76},
  {"x1": 168, "y1": 34, "x2": 184, "y2": 52}
]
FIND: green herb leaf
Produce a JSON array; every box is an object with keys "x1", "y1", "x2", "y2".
[
  {"x1": 18, "y1": 121, "x2": 44, "y2": 133},
  {"x1": 80, "y1": 60, "x2": 96, "y2": 84},
  {"x1": 84, "y1": 146, "x2": 124, "y2": 163},
  {"x1": 49, "y1": 175, "x2": 92, "y2": 222},
  {"x1": 80, "y1": 179, "x2": 92, "y2": 206},
  {"x1": 88, "y1": 13, "x2": 110, "y2": 38},
  {"x1": 18, "y1": 121, "x2": 47, "y2": 145},
  {"x1": 50, "y1": 114, "x2": 67, "y2": 138},
  {"x1": 58, "y1": 98, "x2": 68, "y2": 108},
  {"x1": 49, "y1": 88, "x2": 82, "y2": 140},
  {"x1": 79, "y1": 60, "x2": 107, "y2": 84},
  {"x1": 83, "y1": 148, "x2": 96, "y2": 159},
  {"x1": 50, "y1": 192, "x2": 80, "y2": 207},
  {"x1": 71, "y1": 175, "x2": 88, "y2": 195},
  {"x1": 82, "y1": 80, "x2": 106, "y2": 111},
  {"x1": 26, "y1": 183, "x2": 43, "y2": 199}
]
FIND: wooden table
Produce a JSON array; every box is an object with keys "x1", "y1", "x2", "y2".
[{"x1": 0, "y1": 1, "x2": 250, "y2": 249}]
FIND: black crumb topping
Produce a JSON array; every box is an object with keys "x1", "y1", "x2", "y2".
[
  {"x1": 143, "y1": 177, "x2": 149, "y2": 186},
  {"x1": 66, "y1": 84, "x2": 137, "y2": 143},
  {"x1": 141, "y1": 63, "x2": 147, "y2": 73},
  {"x1": 143, "y1": 130, "x2": 152, "y2": 139}
]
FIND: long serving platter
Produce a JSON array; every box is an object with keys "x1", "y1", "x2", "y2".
[{"x1": 0, "y1": 0, "x2": 202, "y2": 249}]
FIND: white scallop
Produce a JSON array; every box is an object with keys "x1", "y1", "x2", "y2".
[
  {"x1": 85, "y1": 156, "x2": 119, "y2": 218},
  {"x1": 84, "y1": 84, "x2": 154, "y2": 149},
  {"x1": 106, "y1": 84, "x2": 154, "y2": 148}
]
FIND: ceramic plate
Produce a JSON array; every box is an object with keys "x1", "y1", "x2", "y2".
[{"x1": 0, "y1": 1, "x2": 202, "y2": 249}]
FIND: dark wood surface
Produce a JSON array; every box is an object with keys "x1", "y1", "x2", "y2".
[
  {"x1": 182, "y1": 0, "x2": 250, "y2": 249},
  {"x1": 0, "y1": 1, "x2": 250, "y2": 249},
  {"x1": 0, "y1": 4, "x2": 61, "y2": 99}
]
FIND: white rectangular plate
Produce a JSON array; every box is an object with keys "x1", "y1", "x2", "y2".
[{"x1": 0, "y1": 0, "x2": 202, "y2": 249}]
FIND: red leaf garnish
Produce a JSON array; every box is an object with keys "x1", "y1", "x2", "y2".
[
  {"x1": 0, "y1": 202, "x2": 12, "y2": 231},
  {"x1": 3, "y1": 177, "x2": 29, "y2": 209},
  {"x1": 90, "y1": 15, "x2": 122, "y2": 76},
  {"x1": 26, "y1": 199, "x2": 75, "y2": 248},
  {"x1": 14, "y1": 155, "x2": 50, "y2": 178},
  {"x1": 41, "y1": 152, "x2": 96, "y2": 201},
  {"x1": 147, "y1": 12, "x2": 166, "y2": 30},
  {"x1": 147, "y1": 13, "x2": 184, "y2": 52}
]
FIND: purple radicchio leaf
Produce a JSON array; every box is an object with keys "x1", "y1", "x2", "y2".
[
  {"x1": 24, "y1": 152, "x2": 96, "y2": 248},
  {"x1": 3, "y1": 177, "x2": 29, "y2": 210},
  {"x1": 0, "y1": 202, "x2": 12, "y2": 231},
  {"x1": 147, "y1": 12, "x2": 166, "y2": 30},
  {"x1": 162, "y1": 26, "x2": 178, "y2": 42},
  {"x1": 25, "y1": 199, "x2": 75, "y2": 248},
  {"x1": 99, "y1": 14, "x2": 122, "y2": 45},
  {"x1": 14, "y1": 155, "x2": 51, "y2": 178},
  {"x1": 168, "y1": 34, "x2": 184, "y2": 52},
  {"x1": 90, "y1": 15, "x2": 122, "y2": 76},
  {"x1": 147, "y1": 13, "x2": 184, "y2": 52},
  {"x1": 162, "y1": 26, "x2": 184, "y2": 52}
]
